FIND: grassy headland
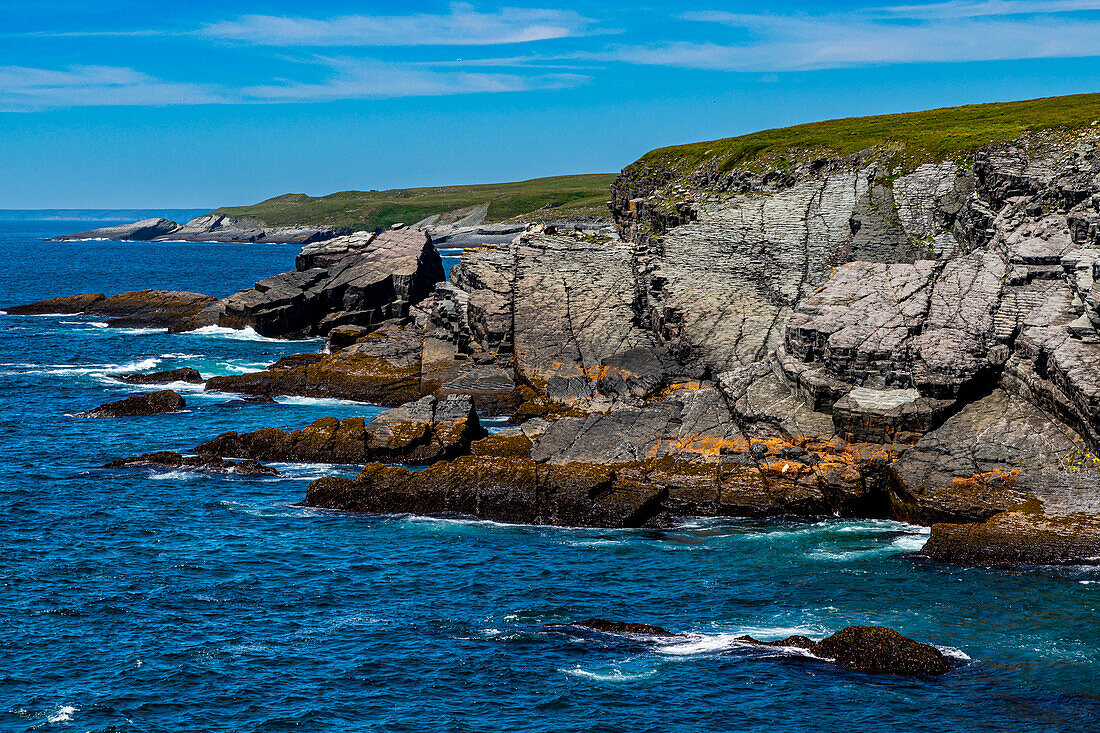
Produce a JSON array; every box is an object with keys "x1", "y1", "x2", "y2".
[
  {"x1": 631, "y1": 93, "x2": 1100, "y2": 177},
  {"x1": 214, "y1": 174, "x2": 616, "y2": 230}
]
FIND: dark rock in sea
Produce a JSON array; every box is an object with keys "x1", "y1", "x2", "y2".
[
  {"x1": 196, "y1": 395, "x2": 484, "y2": 465},
  {"x1": 556, "y1": 619, "x2": 682, "y2": 637},
  {"x1": 305, "y1": 455, "x2": 670, "y2": 529},
  {"x1": 738, "y1": 625, "x2": 952, "y2": 676},
  {"x1": 5, "y1": 289, "x2": 217, "y2": 329},
  {"x1": 117, "y1": 367, "x2": 203, "y2": 385},
  {"x1": 3, "y1": 292, "x2": 106, "y2": 315},
  {"x1": 104, "y1": 451, "x2": 279, "y2": 476},
  {"x1": 75, "y1": 390, "x2": 186, "y2": 418}
]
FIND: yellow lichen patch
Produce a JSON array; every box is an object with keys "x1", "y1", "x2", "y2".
[{"x1": 950, "y1": 469, "x2": 1022, "y2": 490}]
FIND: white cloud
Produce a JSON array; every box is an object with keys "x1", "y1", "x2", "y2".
[
  {"x1": 613, "y1": 8, "x2": 1100, "y2": 71},
  {"x1": 0, "y1": 60, "x2": 585, "y2": 111},
  {"x1": 0, "y1": 65, "x2": 226, "y2": 111},
  {"x1": 202, "y1": 3, "x2": 595, "y2": 46}
]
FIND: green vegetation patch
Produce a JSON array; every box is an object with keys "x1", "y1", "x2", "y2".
[
  {"x1": 633, "y1": 93, "x2": 1100, "y2": 176},
  {"x1": 214, "y1": 174, "x2": 616, "y2": 229}
]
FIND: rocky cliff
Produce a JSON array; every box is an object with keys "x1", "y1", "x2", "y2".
[
  {"x1": 290, "y1": 117, "x2": 1100, "y2": 559},
  {"x1": 21, "y1": 97, "x2": 1100, "y2": 564}
]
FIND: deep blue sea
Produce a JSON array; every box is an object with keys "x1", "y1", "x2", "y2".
[{"x1": 3, "y1": 220, "x2": 1100, "y2": 732}]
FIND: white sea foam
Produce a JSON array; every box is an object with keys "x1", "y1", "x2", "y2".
[
  {"x1": 276, "y1": 395, "x2": 376, "y2": 408},
  {"x1": 655, "y1": 629, "x2": 822, "y2": 658},
  {"x1": 186, "y1": 325, "x2": 321, "y2": 343},
  {"x1": 937, "y1": 646, "x2": 972, "y2": 661},
  {"x1": 113, "y1": 327, "x2": 168, "y2": 335},
  {"x1": 148, "y1": 470, "x2": 200, "y2": 481},
  {"x1": 46, "y1": 705, "x2": 77, "y2": 723},
  {"x1": 59, "y1": 320, "x2": 108, "y2": 328},
  {"x1": 560, "y1": 665, "x2": 657, "y2": 682}
]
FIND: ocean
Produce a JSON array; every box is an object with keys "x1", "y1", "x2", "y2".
[{"x1": 2, "y1": 220, "x2": 1099, "y2": 732}]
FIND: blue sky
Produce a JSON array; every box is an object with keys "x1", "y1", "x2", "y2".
[{"x1": 4, "y1": 0, "x2": 1100, "y2": 207}]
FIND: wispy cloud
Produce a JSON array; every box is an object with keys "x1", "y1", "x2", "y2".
[
  {"x1": 245, "y1": 57, "x2": 586, "y2": 100},
  {"x1": 874, "y1": 0, "x2": 1100, "y2": 19},
  {"x1": 609, "y1": 5, "x2": 1100, "y2": 71},
  {"x1": 201, "y1": 3, "x2": 596, "y2": 46},
  {"x1": 0, "y1": 65, "x2": 224, "y2": 111},
  {"x1": 0, "y1": 59, "x2": 585, "y2": 111}
]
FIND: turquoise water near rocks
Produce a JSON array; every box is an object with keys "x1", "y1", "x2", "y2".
[{"x1": 3, "y1": 221, "x2": 1100, "y2": 732}]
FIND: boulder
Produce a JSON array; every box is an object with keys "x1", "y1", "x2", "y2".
[
  {"x1": 117, "y1": 367, "x2": 203, "y2": 385},
  {"x1": 104, "y1": 451, "x2": 279, "y2": 476},
  {"x1": 75, "y1": 390, "x2": 186, "y2": 418},
  {"x1": 738, "y1": 625, "x2": 952, "y2": 676}
]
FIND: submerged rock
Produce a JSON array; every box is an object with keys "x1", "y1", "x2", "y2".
[
  {"x1": 554, "y1": 619, "x2": 681, "y2": 637},
  {"x1": 75, "y1": 390, "x2": 186, "y2": 418},
  {"x1": 104, "y1": 451, "x2": 279, "y2": 476},
  {"x1": 117, "y1": 367, "x2": 203, "y2": 385}
]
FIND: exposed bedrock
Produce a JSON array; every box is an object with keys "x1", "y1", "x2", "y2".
[
  {"x1": 52, "y1": 214, "x2": 349, "y2": 244},
  {"x1": 47, "y1": 130, "x2": 1100, "y2": 565},
  {"x1": 217, "y1": 227, "x2": 444, "y2": 338},
  {"x1": 196, "y1": 395, "x2": 484, "y2": 465}
]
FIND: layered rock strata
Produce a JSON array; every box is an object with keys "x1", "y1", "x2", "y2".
[{"x1": 26, "y1": 126, "x2": 1100, "y2": 565}]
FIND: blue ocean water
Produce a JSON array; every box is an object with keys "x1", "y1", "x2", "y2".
[{"x1": 2, "y1": 220, "x2": 1099, "y2": 732}]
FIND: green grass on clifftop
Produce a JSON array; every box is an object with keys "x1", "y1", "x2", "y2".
[
  {"x1": 214, "y1": 174, "x2": 615, "y2": 230},
  {"x1": 635, "y1": 93, "x2": 1100, "y2": 175}
]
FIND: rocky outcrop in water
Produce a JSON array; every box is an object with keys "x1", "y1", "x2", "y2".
[
  {"x1": 5, "y1": 290, "x2": 217, "y2": 329},
  {"x1": 195, "y1": 395, "x2": 483, "y2": 465},
  {"x1": 104, "y1": 451, "x2": 279, "y2": 476},
  {"x1": 117, "y1": 367, "x2": 203, "y2": 385},
  {"x1": 76, "y1": 390, "x2": 186, "y2": 418},
  {"x1": 37, "y1": 120, "x2": 1100, "y2": 566},
  {"x1": 52, "y1": 214, "x2": 349, "y2": 244},
  {"x1": 737, "y1": 625, "x2": 952, "y2": 676}
]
